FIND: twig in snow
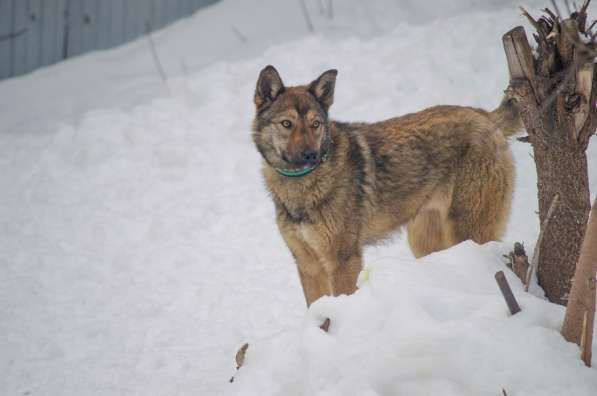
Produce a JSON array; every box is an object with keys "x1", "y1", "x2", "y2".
[
  {"x1": 320, "y1": 318, "x2": 331, "y2": 332},
  {"x1": 525, "y1": 194, "x2": 560, "y2": 291},
  {"x1": 298, "y1": 0, "x2": 314, "y2": 32},
  {"x1": 495, "y1": 271, "x2": 522, "y2": 315},
  {"x1": 180, "y1": 59, "x2": 189, "y2": 78},
  {"x1": 231, "y1": 26, "x2": 248, "y2": 43},
  {"x1": 145, "y1": 22, "x2": 167, "y2": 82},
  {"x1": 316, "y1": 0, "x2": 325, "y2": 15},
  {"x1": 327, "y1": 0, "x2": 334, "y2": 19}
]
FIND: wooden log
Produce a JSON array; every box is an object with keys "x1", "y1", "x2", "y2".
[{"x1": 495, "y1": 271, "x2": 521, "y2": 315}]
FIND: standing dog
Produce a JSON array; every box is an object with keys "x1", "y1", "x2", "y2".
[{"x1": 252, "y1": 66, "x2": 521, "y2": 306}]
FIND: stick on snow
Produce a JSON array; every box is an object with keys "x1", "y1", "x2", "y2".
[{"x1": 495, "y1": 271, "x2": 521, "y2": 315}]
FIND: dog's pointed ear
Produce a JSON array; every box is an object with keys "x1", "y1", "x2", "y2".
[
  {"x1": 308, "y1": 69, "x2": 337, "y2": 111},
  {"x1": 255, "y1": 65, "x2": 285, "y2": 109}
]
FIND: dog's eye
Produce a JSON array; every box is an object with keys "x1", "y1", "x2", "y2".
[
  {"x1": 281, "y1": 120, "x2": 292, "y2": 129},
  {"x1": 312, "y1": 120, "x2": 321, "y2": 128}
]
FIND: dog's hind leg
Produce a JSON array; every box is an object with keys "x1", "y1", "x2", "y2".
[
  {"x1": 449, "y1": 154, "x2": 514, "y2": 246},
  {"x1": 406, "y1": 187, "x2": 455, "y2": 258}
]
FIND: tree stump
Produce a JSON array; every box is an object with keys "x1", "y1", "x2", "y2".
[{"x1": 502, "y1": 5, "x2": 597, "y2": 305}]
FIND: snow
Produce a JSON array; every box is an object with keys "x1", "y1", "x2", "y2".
[{"x1": 1, "y1": 1, "x2": 597, "y2": 395}]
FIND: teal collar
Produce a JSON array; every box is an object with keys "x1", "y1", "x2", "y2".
[{"x1": 274, "y1": 149, "x2": 330, "y2": 177}]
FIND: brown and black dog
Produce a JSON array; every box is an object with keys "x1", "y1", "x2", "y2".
[{"x1": 252, "y1": 66, "x2": 521, "y2": 306}]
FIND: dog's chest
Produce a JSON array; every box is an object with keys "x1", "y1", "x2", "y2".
[{"x1": 289, "y1": 218, "x2": 334, "y2": 255}]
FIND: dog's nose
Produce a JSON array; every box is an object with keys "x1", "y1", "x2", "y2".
[{"x1": 302, "y1": 149, "x2": 318, "y2": 164}]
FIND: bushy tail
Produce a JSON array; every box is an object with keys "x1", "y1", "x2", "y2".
[{"x1": 490, "y1": 96, "x2": 523, "y2": 137}]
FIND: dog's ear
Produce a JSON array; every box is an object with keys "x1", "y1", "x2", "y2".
[
  {"x1": 255, "y1": 65, "x2": 285, "y2": 109},
  {"x1": 308, "y1": 69, "x2": 337, "y2": 111}
]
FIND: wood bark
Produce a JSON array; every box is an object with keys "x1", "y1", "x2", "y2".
[
  {"x1": 502, "y1": 9, "x2": 597, "y2": 305},
  {"x1": 561, "y1": 196, "x2": 597, "y2": 366}
]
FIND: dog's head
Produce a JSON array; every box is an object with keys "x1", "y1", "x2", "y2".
[{"x1": 252, "y1": 66, "x2": 337, "y2": 171}]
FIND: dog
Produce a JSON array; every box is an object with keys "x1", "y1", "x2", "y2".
[{"x1": 252, "y1": 65, "x2": 521, "y2": 306}]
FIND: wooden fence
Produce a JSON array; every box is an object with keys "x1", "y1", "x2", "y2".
[{"x1": 0, "y1": 0, "x2": 219, "y2": 80}]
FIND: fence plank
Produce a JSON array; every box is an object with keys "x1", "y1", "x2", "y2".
[
  {"x1": 176, "y1": 0, "x2": 186, "y2": 19},
  {"x1": 24, "y1": 0, "x2": 42, "y2": 73},
  {"x1": 66, "y1": 0, "x2": 82, "y2": 57},
  {"x1": 123, "y1": 0, "x2": 134, "y2": 41},
  {"x1": 150, "y1": 0, "x2": 165, "y2": 31},
  {"x1": 108, "y1": 0, "x2": 124, "y2": 48},
  {"x1": 80, "y1": 0, "x2": 98, "y2": 53},
  {"x1": 40, "y1": 0, "x2": 55, "y2": 66},
  {"x1": 96, "y1": 0, "x2": 112, "y2": 49},
  {"x1": 0, "y1": 0, "x2": 14, "y2": 79},
  {"x1": 54, "y1": 0, "x2": 68, "y2": 62},
  {"x1": 11, "y1": 0, "x2": 29, "y2": 77}
]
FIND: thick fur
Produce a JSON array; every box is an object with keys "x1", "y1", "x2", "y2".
[{"x1": 252, "y1": 66, "x2": 521, "y2": 306}]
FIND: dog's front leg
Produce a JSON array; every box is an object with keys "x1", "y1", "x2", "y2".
[
  {"x1": 281, "y1": 227, "x2": 363, "y2": 306},
  {"x1": 327, "y1": 252, "x2": 362, "y2": 297},
  {"x1": 300, "y1": 249, "x2": 362, "y2": 306},
  {"x1": 279, "y1": 231, "x2": 328, "y2": 306},
  {"x1": 297, "y1": 265, "x2": 334, "y2": 307}
]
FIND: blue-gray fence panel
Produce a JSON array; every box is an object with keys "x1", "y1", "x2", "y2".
[{"x1": 0, "y1": 0, "x2": 220, "y2": 80}]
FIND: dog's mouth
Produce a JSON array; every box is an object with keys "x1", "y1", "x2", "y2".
[
  {"x1": 274, "y1": 150, "x2": 329, "y2": 177},
  {"x1": 280, "y1": 153, "x2": 319, "y2": 169}
]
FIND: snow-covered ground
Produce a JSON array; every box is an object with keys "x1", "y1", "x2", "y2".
[{"x1": 1, "y1": 1, "x2": 597, "y2": 395}]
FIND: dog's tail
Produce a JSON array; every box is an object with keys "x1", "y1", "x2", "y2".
[{"x1": 489, "y1": 96, "x2": 523, "y2": 137}]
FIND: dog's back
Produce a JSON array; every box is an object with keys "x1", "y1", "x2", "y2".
[{"x1": 350, "y1": 104, "x2": 518, "y2": 256}]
